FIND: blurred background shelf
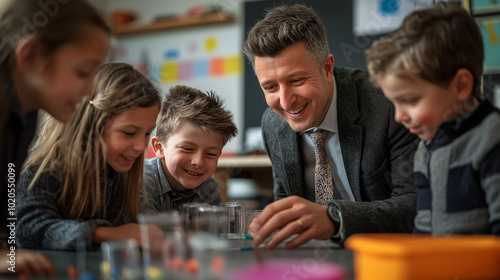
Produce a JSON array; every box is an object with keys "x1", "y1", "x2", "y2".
[
  {"x1": 115, "y1": 12, "x2": 234, "y2": 36},
  {"x1": 214, "y1": 155, "x2": 274, "y2": 209},
  {"x1": 217, "y1": 154, "x2": 271, "y2": 168}
]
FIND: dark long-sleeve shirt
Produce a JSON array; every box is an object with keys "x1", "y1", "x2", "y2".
[{"x1": 16, "y1": 166, "x2": 128, "y2": 251}]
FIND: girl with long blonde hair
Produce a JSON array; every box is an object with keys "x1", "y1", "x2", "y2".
[{"x1": 16, "y1": 63, "x2": 161, "y2": 250}]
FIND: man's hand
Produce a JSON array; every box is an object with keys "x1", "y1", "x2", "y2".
[{"x1": 251, "y1": 196, "x2": 335, "y2": 249}]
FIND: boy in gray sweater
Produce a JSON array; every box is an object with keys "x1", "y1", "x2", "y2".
[
  {"x1": 143, "y1": 85, "x2": 237, "y2": 212},
  {"x1": 366, "y1": 5, "x2": 500, "y2": 235}
]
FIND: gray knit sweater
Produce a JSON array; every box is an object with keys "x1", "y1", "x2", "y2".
[
  {"x1": 16, "y1": 166, "x2": 128, "y2": 251},
  {"x1": 142, "y1": 157, "x2": 222, "y2": 213}
]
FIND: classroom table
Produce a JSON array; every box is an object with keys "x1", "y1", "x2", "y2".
[{"x1": 13, "y1": 238, "x2": 354, "y2": 280}]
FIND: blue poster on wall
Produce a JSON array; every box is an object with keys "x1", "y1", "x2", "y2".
[{"x1": 353, "y1": 0, "x2": 443, "y2": 36}]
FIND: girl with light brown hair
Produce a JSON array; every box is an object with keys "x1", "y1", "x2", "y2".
[{"x1": 16, "y1": 63, "x2": 162, "y2": 251}]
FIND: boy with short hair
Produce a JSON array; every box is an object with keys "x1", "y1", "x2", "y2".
[
  {"x1": 143, "y1": 85, "x2": 238, "y2": 212},
  {"x1": 366, "y1": 5, "x2": 500, "y2": 235}
]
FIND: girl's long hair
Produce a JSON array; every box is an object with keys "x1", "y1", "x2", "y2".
[
  {"x1": 0, "y1": 0, "x2": 111, "y2": 153},
  {"x1": 24, "y1": 63, "x2": 161, "y2": 223}
]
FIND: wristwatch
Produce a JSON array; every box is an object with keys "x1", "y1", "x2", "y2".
[{"x1": 327, "y1": 202, "x2": 343, "y2": 241}]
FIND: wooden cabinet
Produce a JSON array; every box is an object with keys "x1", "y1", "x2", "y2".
[{"x1": 115, "y1": 12, "x2": 234, "y2": 36}]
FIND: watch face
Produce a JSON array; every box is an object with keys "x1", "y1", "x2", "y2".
[{"x1": 328, "y1": 204, "x2": 341, "y2": 237}]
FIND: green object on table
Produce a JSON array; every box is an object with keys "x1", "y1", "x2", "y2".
[{"x1": 245, "y1": 234, "x2": 252, "y2": 239}]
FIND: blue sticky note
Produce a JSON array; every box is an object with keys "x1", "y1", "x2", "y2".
[
  {"x1": 164, "y1": 49, "x2": 179, "y2": 59},
  {"x1": 379, "y1": 0, "x2": 399, "y2": 16},
  {"x1": 194, "y1": 59, "x2": 208, "y2": 78}
]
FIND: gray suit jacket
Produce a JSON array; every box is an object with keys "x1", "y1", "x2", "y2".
[{"x1": 262, "y1": 67, "x2": 419, "y2": 242}]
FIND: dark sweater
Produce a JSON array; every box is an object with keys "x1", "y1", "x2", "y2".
[
  {"x1": 16, "y1": 166, "x2": 128, "y2": 250},
  {"x1": 1, "y1": 77, "x2": 38, "y2": 248}
]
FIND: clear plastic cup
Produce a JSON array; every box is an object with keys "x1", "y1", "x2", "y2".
[
  {"x1": 101, "y1": 239, "x2": 141, "y2": 280},
  {"x1": 220, "y1": 202, "x2": 246, "y2": 239},
  {"x1": 187, "y1": 205, "x2": 230, "y2": 279},
  {"x1": 191, "y1": 205, "x2": 228, "y2": 238},
  {"x1": 182, "y1": 202, "x2": 209, "y2": 233},
  {"x1": 245, "y1": 209, "x2": 262, "y2": 235},
  {"x1": 138, "y1": 211, "x2": 186, "y2": 280}
]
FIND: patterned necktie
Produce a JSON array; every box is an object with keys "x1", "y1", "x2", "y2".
[{"x1": 307, "y1": 129, "x2": 334, "y2": 205}]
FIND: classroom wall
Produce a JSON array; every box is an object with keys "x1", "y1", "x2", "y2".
[
  {"x1": 102, "y1": 0, "x2": 383, "y2": 153},
  {"x1": 19, "y1": 0, "x2": 494, "y2": 153},
  {"x1": 96, "y1": 0, "x2": 265, "y2": 153},
  {"x1": 98, "y1": 0, "x2": 500, "y2": 154}
]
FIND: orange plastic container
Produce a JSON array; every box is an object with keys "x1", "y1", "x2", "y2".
[{"x1": 345, "y1": 233, "x2": 500, "y2": 280}]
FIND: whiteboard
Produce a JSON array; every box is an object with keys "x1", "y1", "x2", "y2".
[{"x1": 112, "y1": 24, "x2": 244, "y2": 153}]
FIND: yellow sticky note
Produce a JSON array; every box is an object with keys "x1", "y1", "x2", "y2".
[
  {"x1": 161, "y1": 62, "x2": 178, "y2": 83},
  {"x1": 224, "y1": 55, "x2": 242, "y2": 75}
]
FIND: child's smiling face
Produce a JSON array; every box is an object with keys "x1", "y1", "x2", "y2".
[
  {"x1": 158, "y1": 124, "x2": 223, "y2": 192},
  {"x1": 103, "y1": 105, "x2": 159, "y2": 173}
]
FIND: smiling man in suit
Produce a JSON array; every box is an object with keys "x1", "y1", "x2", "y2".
[{"x1": 242, "y1": 4, "x2": 419, "y2": 248}]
